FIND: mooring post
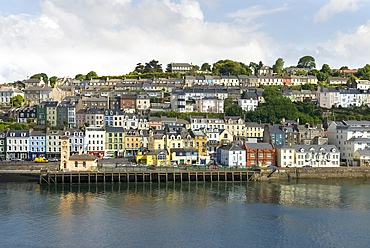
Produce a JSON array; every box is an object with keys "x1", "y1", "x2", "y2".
[
  {"x1": 104, "y1": 173, "x2": 106, "y2": 183},
  {"x1": 95, "y1": 173, "x2": 98, "y2": 183},
  {"x1": 70, "y1": 173, "x2": 72, "y2": 184},
  {"x1": 112, "y1": 173, "x2": 114, "y2": 182},
  {"x1": 62, "y1": 174, "x2": 64, "y2": 184},
  {"x1": 118, "y1": 172, "x2": 121, "y2": 183},
  {"x1": 88, "y1": 173, "x2": 91, "y2": 183},
  {"x1": 78, "y1": 173, "x2": 80, "y2": 184}
]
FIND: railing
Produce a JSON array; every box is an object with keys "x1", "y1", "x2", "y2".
[{"x1": 95, "y1": 165, "x2": 256, "y2": 173}]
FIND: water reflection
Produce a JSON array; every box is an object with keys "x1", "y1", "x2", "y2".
[{"x1": 33, "y1": 178, "x2": 370, "y2": 213}]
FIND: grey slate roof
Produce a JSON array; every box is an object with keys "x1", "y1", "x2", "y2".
[{"x1": 245, "y1": 143, "x2": 274, "y2": 149}]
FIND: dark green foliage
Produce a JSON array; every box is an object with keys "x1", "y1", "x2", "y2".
[
  {"x1": 226, "y1": 105, "x2": 244, "y2": 116},
  {"x1": 272, "y1": 58, "x2": 284, "y2": 74},
  {"x1": 75, "y1": 74, "x2": 85, "y2": 80},
  {"x1": 201, "y1": 63, "x2": 211, "y2": 72},
  {"x1": 31, "y1": 73, "x2": 48, "y2": 84},
  {"x1": 297, "y1": 56, "x2": 316, "y2": 69},
  {"x1": 86, "y1": 71, "x2": 98, "y2": 79},
  {"x1": 10, "y1": 95, "x2": 24, "y2": 107},
  {"x1": 49, "y1": 76, "x2": 57, "y2": 87},
  {"x1": 0, "y1": 122, "x2": 29, "y2": 131},
  {"x1": 144, "y1": 60, "x2": 163, "y2": 73},
  {"x1": 301, "y1": 84, "x2": 317, "y2": 91},
  {"x1": 213, "y1": 59, "x2": 252, "y2": 75}
]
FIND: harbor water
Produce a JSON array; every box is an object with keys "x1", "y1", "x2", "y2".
[{"x1": 1, "y1": 179, "x2": 370, "y2": 247}]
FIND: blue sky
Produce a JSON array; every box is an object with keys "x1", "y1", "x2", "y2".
[{"x1": 0, "y1": 0, "x2": 369, "y2": 82}]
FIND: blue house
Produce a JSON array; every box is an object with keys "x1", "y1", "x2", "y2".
[
  {"x1": 29, "y1": 130, "x2": 46, "y2": 159},
  {"x1": 270, "y1": 124, "x2": 285, "y2": 145}
]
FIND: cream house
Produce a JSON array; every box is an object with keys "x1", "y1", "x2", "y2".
[{"x1": 276, "y1": 145, "x2": 295, "y2": 167}]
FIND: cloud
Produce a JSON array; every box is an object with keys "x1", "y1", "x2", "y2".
[
  {"x1": 313, "y1": 0, "x2": 362, "y2": 23},
  {"x1": 226, "y1": 4, "x2": 289, "y2": 24},
  {"x1": 0, "y1": 0, "x2": 273, "y2": 82}
]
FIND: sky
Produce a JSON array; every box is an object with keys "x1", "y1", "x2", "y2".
[{"x1": 0, "y1": 0, "x2": 370, "y2": 82}]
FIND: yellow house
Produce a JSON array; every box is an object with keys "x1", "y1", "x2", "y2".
[
  {"x1": 225, "y1": 116, "x2": 245, "y2": 137},
  {"x1": 136, "y1": 150, "x2": 170, "y2": 166},
  {"x1": 219, "y1": 129, "x2": 233, "y2": 144},
  {"x1": 353, "y1": 150, "x2": 370, "y2": 167},
  {"x1": 191, "y1": 130, "x2": 207, "y2": 157},
  {"x1": 43, "y1": 101, "x2": 58, "y2": 126},
  {"x1": 148, "y1": 131, "x2": 166, "y2": 150},
  {"x1": 244, "y1": 122, "x2": 264, "y2": 139},
  {"x1": 60, "y1": 136, "x2": 97, "y2": 171}
]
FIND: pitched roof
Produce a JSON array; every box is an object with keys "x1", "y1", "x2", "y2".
[{"x1": 245, "y1": 143, "x2": 274, "y2": 150}]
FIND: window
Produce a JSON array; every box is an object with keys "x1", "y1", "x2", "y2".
[
  {"x1": 267, "y1": 153, "x2": 272, "y2": 158},
  {"x1": 251, "y1": 153, "x2": 255, "y2": 157},
  {"x1": 259, "y1": 153, "x2": 264, "y2": 158},
  {"x1": 75, "y1": 161, "x2": 78, "y2": 167}
]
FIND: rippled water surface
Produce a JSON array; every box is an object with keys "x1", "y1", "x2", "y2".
[{"x1": 1, "y1": 179, "x2": 370, "y2": 247}]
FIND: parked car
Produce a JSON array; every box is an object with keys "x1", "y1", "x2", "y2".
[
  {"x1": 102, "y1": 156, "x2": 111, "y2": 159},
  {"x1": 48, "y1": 158, "x2": 59, "y2": 162},
  {"x1": 11, "y1": 158, "x2": 22, "y2": 161},
  {"x1": 25, "y1": 158, "x2": 33, "y2": 161}
]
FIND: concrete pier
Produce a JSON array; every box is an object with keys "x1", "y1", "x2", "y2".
[{"x1": 39, "y1": 170, "x2": 260, "y2": 184}]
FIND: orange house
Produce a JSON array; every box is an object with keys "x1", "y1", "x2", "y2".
[
  {"x1": 242, "y1": 140, "x2": 276, "y2": 167},
  {"x1": 124, "y1": 130, "x2": 141, "y2": 156}
]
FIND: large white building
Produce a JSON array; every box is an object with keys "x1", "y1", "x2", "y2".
[
  {"x1": 85, "y1": 127, "x2": 105, "y2": 157},
  {"x1": 0, "y1": 87, "x2": 24, "y2": 105},
  {"x1": 217, "y1": 144, "x2": 246, "y2": 168},
  {"x1": 328, "y1": 120, "x2": 370, "y2": 161},
  {"x1": 292, "y1": 145, "x2": 340, "y2": 167},
  {"x1": 6, "y1": 130, "x2": 29, "y2": 160}
]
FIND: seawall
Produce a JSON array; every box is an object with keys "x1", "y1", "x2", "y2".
[{"x1": 262, "y1": 167, "x2": 370, "y2": 180}]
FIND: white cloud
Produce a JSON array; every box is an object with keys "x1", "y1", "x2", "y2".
[
  {"x1": 0, "y1": 0, "x2": 273, "y2": 82},
  {"x1": 317, "y1": 21, "x2": 370, "y2": 67},
  {"x1": 313, "y1": 0, "x2": 362, "y2": 23},
  {"x1": 226, "y1": 4, "x2": 289, "y2": 24}
]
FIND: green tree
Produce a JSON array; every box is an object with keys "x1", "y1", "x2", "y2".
[
  {"x1": 135, "y1": 63, "x2": 145, "y2": 73},
  {"x1": 75, "y1": 74, "x2": 85, "y2": 80},
  {"x1": 320, "y1": 64, "x2": 332, "y2": 75},
  {"x1": 224, "y1": 98, "x2": 234, "y2": 112},
  {"x1": 49, "y1": 76, "x2": 57, "y2": 87},
  {"x1": 297, "y1": 55, "x2": 316, "y2": 69},
  {"x1": 63, "y1": 120, "x2": 68, "y2": 126},
  {"x1": 213, "y1": 59, "x2": 251, "y2": 75},
  {"x1": 31, "y1": 73, "x2": 48, "y2": 84},
  {"x1": 8, "y1": 117, "x2": 15, "y2": 123},
  {"x1": 295, "y1": 70, "x2": 307, "y2": 76},
  {"x1": 226, "y1": 105, "x2": 245, "y2": 116},
  {"x1": 10, "y1": 95, "x2": 24, "y2": 107},
  {"x1": 201, "y1": 63, "x2": 211, "y2": 72},
  {"x1": 86, "y1": 71, "x2": 98, "y2": 79},
  {"x1": 301, "y1": 84, "x2": 317, "y2": 91},
  {"x1": 339, "y1": 66, "x2": 349, "y2": 70},
  {"x1": 272, "y1": 58, "x2": 284, "y2": 74},
  {"x1": 144, "y1": 60, "x2": 163, "y2": 73},
  {"x1": 165, "y1": 63, "x2": 172, "y2": 73}
]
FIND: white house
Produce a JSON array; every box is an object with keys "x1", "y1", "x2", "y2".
[
  {"x1": 0, "y1": 87, "x2": 24, "y2": 105},
  {"x1": 6, "y1": 130, "x2": 29, "y2": 160},
  {"x1": 195, "y1": 97, "x2": 224, "y2": 113},
  {"x1": 327, "y1": 120, "x2": 370, "y2": 161},
  {"x1": 217, "y1": 144, "x2": 246, "y2": 167},
  {"x1": 345, "y1": 137, "x2": 370, "y2": 165},
  {"x1": 354, "y1": 80, "x2": 370, "y2": 90},
  {"x1": 238, "y1": 92, "x2": 258, "y2": 111},
  {"x1": 339, "y1": 89, "x2": 362, "y2": 107},
  {"x1": 292, "y1": 145, "x2": 340, "y2": 167},
  {"x1": 85, "y1": 127, "x2": 105, "y2": 158},
  {"x1": 276, "y1": 145, "x2": 295, "y2": 167},
  {"x1": 327, "y1": 77, "x2": 348, "y2": 85}
]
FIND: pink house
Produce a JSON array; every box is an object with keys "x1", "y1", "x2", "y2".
[{"x1": 316, "y1": 86, "x2": 340, "y2": 108}]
